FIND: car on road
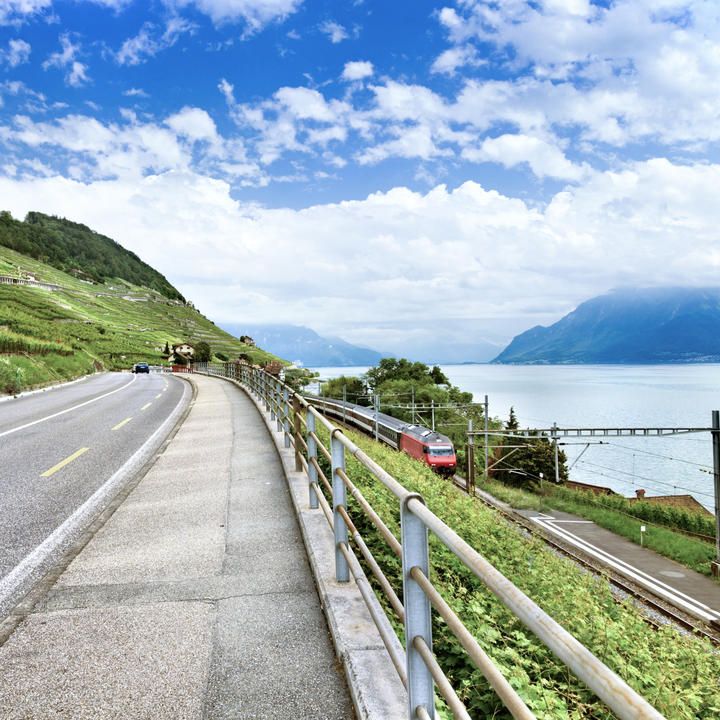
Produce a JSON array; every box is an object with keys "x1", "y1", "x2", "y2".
[{"x1": 132, "y1": 362, "x2": 150, "y2": 374}]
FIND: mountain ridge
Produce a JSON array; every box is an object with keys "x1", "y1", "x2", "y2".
[{"x1": 494, "y1": 287, "x2": 720, "y2": 364}]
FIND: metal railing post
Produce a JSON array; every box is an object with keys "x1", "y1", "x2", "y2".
[
  {"x1": 331, "y1": 429, "x2": 349, "y2": 582},
  {"x1": 275, "y1": 381, "x2": 283, "y2": 431},
  {"x1": 307, "y1": 411, "x2": 319, "y2": 510},
  {"x1": 401, "y1": 495, "x2": 435, "y2": 719},
  {"x1": 293, "y1": 395, "x2": 302, "y2": 471},
  {"x1": 283, "y1": 386, "x2": 291, "y2": 448}
]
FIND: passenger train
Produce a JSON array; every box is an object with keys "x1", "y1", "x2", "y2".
[{"x1": 310, "y1": 396, "x2": 457, "y2": 476}]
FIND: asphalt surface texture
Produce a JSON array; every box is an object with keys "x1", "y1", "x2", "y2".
[
  {"x1": 0, "y1": 374, "x2": 353, "y2": 719},
  {"x1": 0, "y1": 372, "x2": 187, "y2": 579}
]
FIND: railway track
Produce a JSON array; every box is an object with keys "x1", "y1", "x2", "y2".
[{"x1": 453, "y1": 475, "x2": 720, "y2": 646}]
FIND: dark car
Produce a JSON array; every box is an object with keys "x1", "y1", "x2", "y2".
[{"x1": 133, "y1": 362, "x2": 150, "y2": 374}]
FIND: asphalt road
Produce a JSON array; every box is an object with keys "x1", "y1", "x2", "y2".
[{"x1": 0, "y1": 372, "x2": 189, "y2": 582}]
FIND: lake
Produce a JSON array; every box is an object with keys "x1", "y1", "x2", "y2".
[{"x1": 310, "y1": 364, "x2": 720, "y2": 512}]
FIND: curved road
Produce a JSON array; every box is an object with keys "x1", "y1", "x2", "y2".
[{"x1": 0, "y1": 372, "x2": 190, "y2": 610}]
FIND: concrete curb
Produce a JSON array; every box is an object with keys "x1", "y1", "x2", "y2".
[{"x1": 209, "y1": 374, "x2": 407, "y2": 720}]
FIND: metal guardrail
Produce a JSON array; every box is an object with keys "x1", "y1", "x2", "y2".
[{"x1": 204, "y1": 362, "x2": 665, "y2": 720}]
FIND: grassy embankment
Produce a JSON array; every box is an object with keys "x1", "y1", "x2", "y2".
[
  {"x1": 0, "y1": 245, "x2": 279, "y2": 394},
  {"x1": 316, "y1": 424, "x2": 719, "y2": 719}
]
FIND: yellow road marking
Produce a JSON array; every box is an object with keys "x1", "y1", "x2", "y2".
[
  {"x1": 41, "y1": 447, "x2": 89, "y2": 478},
  {"x1": 141, "y1": 402, "x2": 152, "y2": 411},
  {"x1": 112, "y1": 417, "x2": 132, "y2": 431}
]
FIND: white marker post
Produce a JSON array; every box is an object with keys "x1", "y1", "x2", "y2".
[{"x1": 640, "y1": 525, "x2": 646, "y2": 547}]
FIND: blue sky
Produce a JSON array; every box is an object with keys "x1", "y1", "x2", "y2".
[{"x1": 1, "y1": 1, "x2": 719, "y2": 359}]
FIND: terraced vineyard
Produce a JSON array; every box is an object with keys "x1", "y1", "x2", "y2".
[{"x1": 0, "y1": 245, "x2": 279, "y2": 393}]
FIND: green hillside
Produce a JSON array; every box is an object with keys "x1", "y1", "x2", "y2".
[
  {"x1": 0, "y1": 211, "x2": 184, "y2": 301},
  {"x1": 0, "y1": 243, "x2": 279, "y2": 394}
]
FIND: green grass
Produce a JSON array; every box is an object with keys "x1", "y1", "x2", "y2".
[
  {"x1": 0, "y1": 244, "x2": 281, "y2": 393},
  {"x1": 315, "y1": 424, "x2": 720, "y2": 719},
  {"x1": 483, "y1": 479, "x2": 717, "y2": 577}
]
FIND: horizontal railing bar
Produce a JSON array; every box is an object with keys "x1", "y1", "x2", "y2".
[
  {"x1": 338, "y1": 505, "x2": 405, "y2": 622},
  {"x1": 312, "y1": 481, "x2": 334, "y2": 529},
  {"x1": 310, "y1": 457, "x2": 333, "y2": 497},
  {"x1": 406, "y1": 499, "x2": 664, "y2": 720},
  {"x1": 310, "y1": 431, "x2": 333, "y2": 463},
  {"x1": 416, "y1": 705, "x2": 432, "y2": 720},
  {"x1": 412, "y1": 636, "x2": 471, "y2": 720},
  {"x1": 410, "y1": 567, "x2": 534, "y2": 719},
  {"x1": 295, "y1": 433, "x2": 309, "y2": 453},
  {"x1": 337, "y1": 467, "x2": 403, "y2": 558},
  {"x1": 339, "y1": 542, "x2": 408, "y2": 689}
]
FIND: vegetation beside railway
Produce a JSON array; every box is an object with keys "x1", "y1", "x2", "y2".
[
  {"x1": 484, "y1": 479, "x2": 717, "y2": 577},
  {"x1": 317, "y1": 423, "x2": 720, "y2": 719}
]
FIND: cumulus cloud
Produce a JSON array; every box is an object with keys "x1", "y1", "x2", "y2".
[
  {"x1": 319, "y1": 20, "x2": 348, "y2": 43},
  {"x1": 0, "y1": 0, "x2": 51, "y2": 25},
  {"x1": 42, "y1": 34, "x2": 89, "y2": 87},
  {"x1": 116, "y1": 17, "x2": 194, "y2": 65},
  {"x1": 167, "y1": 0, "x2": 302, "y2": 30},
  {"x1": 341, "y1": 60, "x2": 373, "y2": 81},
  {"x1": 1, "y1": 158, "x2": 716, "y2": 348},
  {"x1": 0, "y1": 38, "x2": 30, "y2": 66}
]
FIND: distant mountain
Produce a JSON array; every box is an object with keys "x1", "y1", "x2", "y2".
[
  {"x1": 0, "y1": 210, "x2": 184, "y2": 301},
  {"x1": 494, "y1": 287, "x2": 720, "y2": 364},
  {"x1": 219, "y1": 323, "x2": 386, "y2": 366}
]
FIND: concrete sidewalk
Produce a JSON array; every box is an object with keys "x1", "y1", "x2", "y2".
[{"x1": 0, "y1": 375, "x2": 354, "y2": 719}]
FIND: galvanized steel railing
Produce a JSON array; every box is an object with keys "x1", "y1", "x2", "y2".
[{"x1": 204, "y1": 362, "x2": 665, "y2": 720}]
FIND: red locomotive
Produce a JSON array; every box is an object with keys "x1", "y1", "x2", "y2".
[{"x1": 311, "y1": 397, "x2": 457, "y2": 476}]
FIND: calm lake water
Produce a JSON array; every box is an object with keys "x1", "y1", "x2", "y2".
[{"x1": 310, "y1": 364, "x2": 720, "y2": 512}]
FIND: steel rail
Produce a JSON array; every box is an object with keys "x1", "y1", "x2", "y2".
[
  {"x1": 409, "y1": 567, "x2": 534, "y2": 719},
  {"x1": 412, "y1": 636, "x2": 471, "y2": 720},
  {"x1": 339, "y1": 541, "x2": 408, "y2": 688},
  {"x1": 406, "y1": 497, "x2": 665, "y2": 720},
  {"x1": 464, "y1": 481, "x2": 720, "y2": 645},
  {"x1": 310, "y1": 456, "x2": 333, "y2": 497},
  {"x1": 337, "y1": 466, "x2": 403, "y2": 558},
  {"x1": 337, "y1": 505, "x2": 405, "y2": 622}
]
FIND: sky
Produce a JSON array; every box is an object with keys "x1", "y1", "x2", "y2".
[{"x1": 1, "y1": 0, "x2": 719, "y2": 359}]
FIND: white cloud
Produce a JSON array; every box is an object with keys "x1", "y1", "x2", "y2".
[
  {"x1": 116, "y1": 18, "x2": 194, "y2": 65},
  {"x1": 167, "y1": 0, "x2": 302, "y2": 30},
  {"x1": 42, "y1": 34, "x2": 90, "y2": 87},
  {"x1": 1, "y1": 159, "x2": 717, "y2": 346},
  {"x1": 0, "y1": 0, "x2": 51, "y2": 25},
  {"x1": 463, "y1": 133, "x2": 587, "y2": 181},
  {"x1": 319, "y1": 20, "x2": 348, "y2": 43},
  {"x1": 341, "y1": 60, "x2": 373, "y2": 81},
  {"x1": 0, "y1": 38, "x2": 31, "y2": 66},
  {"x1": 430, "y1": 45, "x2": 480, "y2": 75},
  {"x1": 165, "y1": 106, "x2": 220, "y2": 144},
  {"x1": 123, "y1": 87, "x2": 149, "y2": 98}
]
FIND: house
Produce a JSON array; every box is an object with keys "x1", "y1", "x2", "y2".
[
  {"x1": 629, "y1": 488, "x2": 712, "y2": 515},
  {"x1": 239, "y1": 335, "x2": 255, "y2": 346},
  {"x1": 172, "y1": 343, "x2": 195, "y2": 359}
]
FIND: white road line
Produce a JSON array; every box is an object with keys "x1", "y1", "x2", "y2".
[
  {"x1": 0, "y1": 376, "x2": 136, "y2": 439},
  {"x1": 531, "y1": 516, "x2": 720, "y2": 623},
  {"x1": 0, "y1": 379, "x2": 191, "y2": 618}
]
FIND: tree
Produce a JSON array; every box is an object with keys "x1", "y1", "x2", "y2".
[
  {"x1": 194, "y1": 341, "x2": 211, "y2": 362},
  {"x1": 320, "y1": 375, "x2": 369, "y2": 405},
  {"x1": 163, "y1": 341, "x2": 170, "y2": 355},
  {"x1": 430, "y1": 365, "x2": 450, "y2": 385}
]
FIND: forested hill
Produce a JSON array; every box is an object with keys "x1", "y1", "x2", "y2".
[
  {"x1": 0, "y1": 210, "x2": 184, "y2": 301},
  {"x1": 494, "y1": 287, "x2": 720, "y2": 364}
]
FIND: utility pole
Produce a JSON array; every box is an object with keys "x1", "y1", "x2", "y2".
[
  {"x1": 374, "y1": 394, "x2": 379, "y2": 441},
  {"x1": 431, "y1": 400, "x2": 435, "y2": 431},
  {"x1": 342, "y1": 385, "x2": 347, "y2": 424},
  {"x1": 484, "y1": 395, "x2": 489, "y2": 481},
  {"x1": 712, "y1": 411, "x2": 720, "y2": 576},
  {"x1": 553, "y1": 422, "x2": 560, "y2": 484},
  {"x1": 467, "y1": 419, "x2": 475, "y2": 495},
  {"x1": 411, "y1": 386, "x2": 415, "y2": 424}
]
